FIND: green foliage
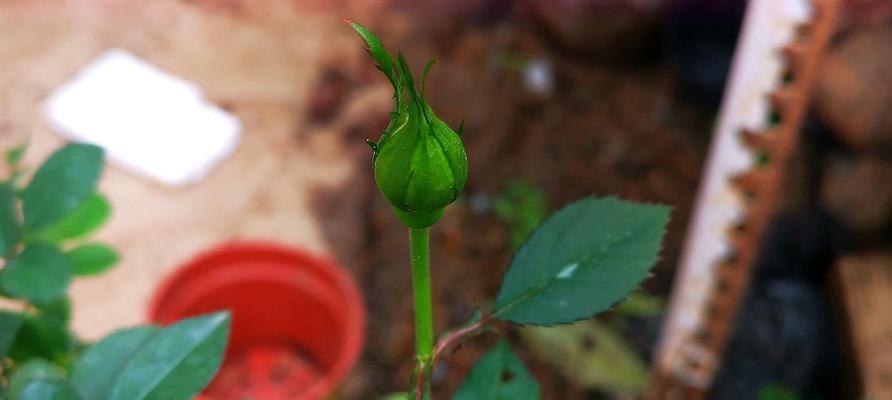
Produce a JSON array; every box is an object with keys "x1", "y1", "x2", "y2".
[
  {"x1": 8, "y1": 359, "x2": 82, "y2": 400},
  {"x1": 34, "y1": 194, "x2": 111, "y2": 244},
  {"x1": 0, "y1": 244, "x2": 72, "y2": 303},
  {"x1": 0, "y1": 311, "x2": 23, "y2": 358},
  {"x1": 520, "y1": 321, "x2": 647, "y2": 395},
  {"x1": 349, "y1": 21, "x2": 400, "y2": 103},
  {"x1": 66, "y1": 244, "x2": 118, "y2": 277},
  {"x1": 0, "y1": 144, "x2": 229, "y2": 400},
  {"x1": 7, "y1": 313, "x2": 73, "y2": 364},
  {"x1": 453, "y1": 340, "x2": 539, "y2": 400},
  {"x1": 758, "y1": 384, "x2": 800, "y2": 400},
  {"x1": 494, "y1": 197, "x2": 670, "y2": 325},
  {"x1": 493, "y1": 180, "x2": 547, "y2": 250},
  {"x1": 0, "y1": 184, "x2": 19, "y2": 256},
  {"x1": 6, "y1": 144, "x2": 27, "y2": 167},
  {"x1": 21, "y1": 144, "x2": 103, "y2": 230},
  {"x1": 106, "y1": 312, "x2": 230, "y2": 400},
  {"x1": 71, "y1": 327, "x2": 159, "y2": 400},
  {"x1": 35, "y1": 298, "x2": 72, "y2": 326}
]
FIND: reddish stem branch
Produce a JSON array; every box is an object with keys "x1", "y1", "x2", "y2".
[
  {"x1": 432, "y1": 314, "x2": 493, "y2": 366},
  {"x1": 415, "y1": 369, "x2": 424, "y2": 400},
  {"x1": 412, "y1": 313, "x2": 495, "y2": 399}
]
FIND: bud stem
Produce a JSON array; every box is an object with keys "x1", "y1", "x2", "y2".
[{"x1": 409, "y1": 227, "x2": 434, "y2": 396}]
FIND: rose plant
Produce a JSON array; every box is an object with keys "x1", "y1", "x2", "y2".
[
  {"x1": 0, "y1": 143, "x2": 229, "y2": 400},
  {"x1": 349, "y1": 22, "x2": 671, "y2": 399}
]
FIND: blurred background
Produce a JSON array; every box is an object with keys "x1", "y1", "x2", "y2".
[{"x1": 1, "y1": 0, "x2": 891, "y2": 399}]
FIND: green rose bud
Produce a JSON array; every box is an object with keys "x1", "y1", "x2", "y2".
[{"x1": 351, "y1": 22, "x2": 468, "y2": 228}]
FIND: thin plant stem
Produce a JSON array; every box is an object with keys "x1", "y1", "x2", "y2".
[{"x1": 409, "y1": 227, "x2": 434, "y2": 397}]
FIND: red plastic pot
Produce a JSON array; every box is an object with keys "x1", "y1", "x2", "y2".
[{"x1": 148, "y1": 242, "x2": 365, "y2": 400}]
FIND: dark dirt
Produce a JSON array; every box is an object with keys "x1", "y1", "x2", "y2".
[{"x1": 307, "y1": 4, "x2": 712, "y2": 399}]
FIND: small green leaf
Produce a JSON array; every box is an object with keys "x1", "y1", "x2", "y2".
[
  {"x1": 7, "y1": 359, "x2": 83, "y2": 400},
  {"x1": 396, "y1": 53, "x2": 420, "y2": 101},
  {"x1": 15, "y1": 380, "x2": 82, "y2": 400},
  {"x1": 107, "y1": 312, "x2": 231, "y2": 400},
  {"x1": 7, "y1": 313, "x2": 73, "y2": 364},
  {"x1": 35, "y1": 297, "x2": 72, "y2": 326},
  {"x1": 0, "y1": 244, "x2": 72, "y2": 303},
  {"x1": 22, "y1": 144, "x2": 104, "y2": 230},
  {"x1": 33, "y1": 194, "x2": 110, "y2": 244},
  {"x1": 6, "y1": 144, "x2": 27, "y2": 166},
  {"x1": 0, "y1": 183, "x2": 19, "y2": 256},
  {"x1": 0, "y1": 311, "x2": 24, "y2": 358},
  {"x1": 494, "y1": 197, "x2": 669, "y2": 325},
  {"x1": 66, "y1": 243, "x2": 118, "y2": 277},
  {"x1": 453, "y1": 340, "x2": 539, "y2": 400},
  {"x1": 420, "y1": 57, "x2": 438, "y2": 95},
  {"x1": 349, "y1": 21, "x2": 401, "y2": 99},
  {"x1": 71, "y1": 326, "x2": 160, "y2": 400},
  {"x1": 9, "y1": 360, "x2": 64, "y2": 396}
]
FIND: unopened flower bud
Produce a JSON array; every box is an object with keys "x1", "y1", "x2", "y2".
[{"x1": 352, "y1": 22, "x2": 468, "y2": 228}]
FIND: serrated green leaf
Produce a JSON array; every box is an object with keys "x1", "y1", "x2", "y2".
[
  {"x1": 494, "y1": 197, "x2": 669, "y2": 325},
  {"x1": 6, "y1": 144, "x2": 27, "y2": 166},
  {"x1": 0, "y1": 311, "x2": 24, "y2": 358},
  {"x1": 453, "y1": 340, "x2": 539, "y2": 400},
  {"x1": 349, "y1": 22, "x2": 401, "y2": 99},
  {"x1": 7, "y1": 313, "x2": 73, "y2": 364},
  {"x1": 0, "y1": 184, "x2": 19, "y2": 256},
  {"x1": 33, "y1": 194, "x2": 110, "y2": 244},
  {"x1": 22, "y1": 144, "x2": 103, "y2": 230},
  {"x1": 520, "y1": 320, "x2": 647, "y2": 394},
  {"x1": 107, "y1": 312, "x2": 230, "y2": 400},
  {"x1": 71, "y1": 326, "x2": 159, "y2": 400},
  {"x1": 66, "y1": 243, "x2": 118, "y2": 277},
  {"x1": 0, "y1": 244, "x2": 72, "y2": 303}
]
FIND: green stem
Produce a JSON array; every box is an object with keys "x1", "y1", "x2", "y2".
[{"x1": 409, "y1": 227, "x2": 434, "y2": 392}]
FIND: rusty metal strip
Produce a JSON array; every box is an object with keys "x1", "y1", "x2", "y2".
[{"x1": 647, "y1": 0, "x2": 841, "y2": 398}]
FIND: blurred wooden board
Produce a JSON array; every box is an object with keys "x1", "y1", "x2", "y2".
[
  {"x1": 0, "y1": 1, "x2": 384, "y2": 340},
  {"x1": 836, "y1": 252, "x2": 892, "y2": 398}
]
